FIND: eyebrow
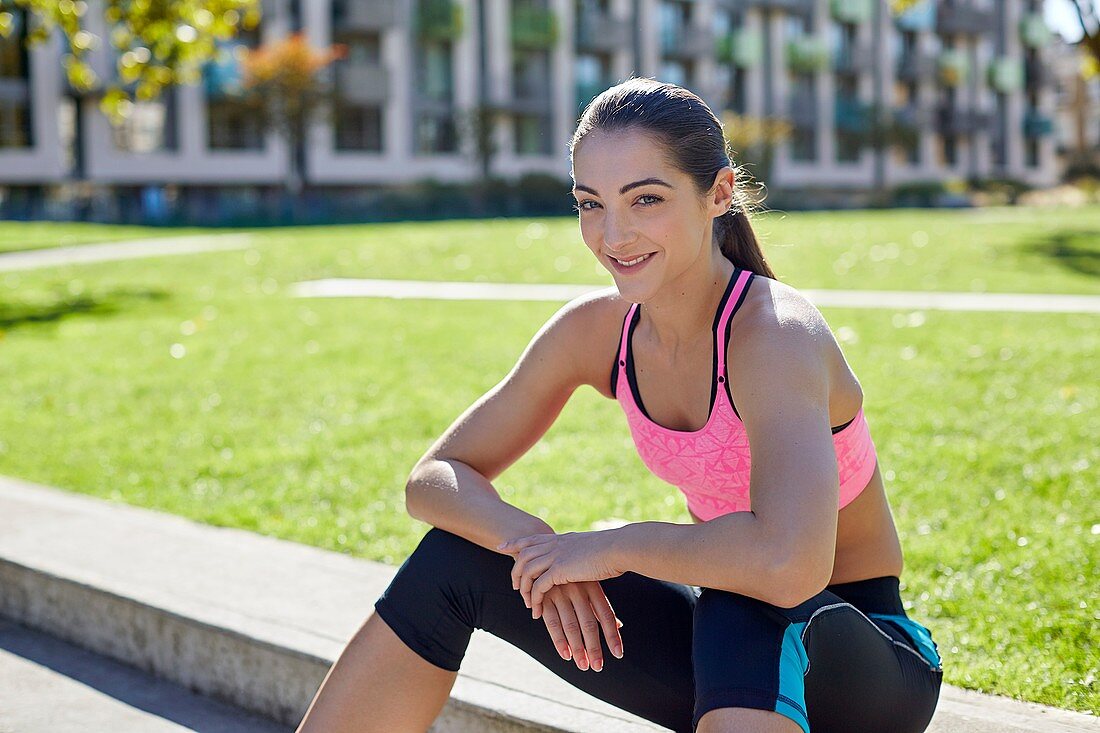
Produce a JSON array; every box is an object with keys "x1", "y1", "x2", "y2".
[{"x1": 573, "y1": 177, "x2": 673, "y2": 196}]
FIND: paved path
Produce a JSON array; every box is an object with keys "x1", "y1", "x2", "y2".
[
  {"x1": 291, "y1": 277, "x2": 1100, "y2": 314},
  {"x1": 0, "y1": 616, "x2": 287, "y2": 733},
  {"x1": 0, "y1": 234, "x2": 254, "y2": 273}
]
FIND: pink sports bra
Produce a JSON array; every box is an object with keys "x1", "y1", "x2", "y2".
[{"x1": 611, "y1": 267, "x2": 879, "y2": 521}]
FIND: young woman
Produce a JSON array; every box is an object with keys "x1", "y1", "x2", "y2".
[{"x1": 295, "y1": 78, "x2": 943, "y2": 733}]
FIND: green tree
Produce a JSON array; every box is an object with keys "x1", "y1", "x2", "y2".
[{"x1": 0, "y1": 0, "x2": 260, "y2": 122}]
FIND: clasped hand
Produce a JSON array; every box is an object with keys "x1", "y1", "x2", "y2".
[{"x1": 497, "y1": 530, "x2": 625, "y2": 618}]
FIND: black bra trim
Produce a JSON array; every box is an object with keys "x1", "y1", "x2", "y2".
[{"x1": 622, "y1": 268, "x2": 740, "y2": 429}]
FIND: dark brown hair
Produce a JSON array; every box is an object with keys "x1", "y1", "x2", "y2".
[{"x1": 569, "y1": 76, "x2": 776, "y2": 279}]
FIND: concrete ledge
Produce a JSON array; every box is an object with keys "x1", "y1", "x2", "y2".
[{"x1": 0, "y1": 475, "x2": 1096, "y2": 732}]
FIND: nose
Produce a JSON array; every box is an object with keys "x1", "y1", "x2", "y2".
[{"x1": 602, "y1": 210, "x2": 634, "y2": 252}]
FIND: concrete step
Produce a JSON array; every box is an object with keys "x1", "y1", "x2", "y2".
[
  {"x1": 0, "y1": 475, "x2": 1095, "y2": 733},
  {"x1": 0, "y1": 616, "x2": 289, "y2": 733}
]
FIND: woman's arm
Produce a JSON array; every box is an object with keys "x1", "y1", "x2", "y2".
[
  {"x1": 405, "y1": 294, "x2": 607, "y2": 554},
  {"x1": 608, "y1": 308, "x2": 841, "y2": 608}
]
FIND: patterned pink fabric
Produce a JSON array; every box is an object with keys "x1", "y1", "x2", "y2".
[{"x1": 614, "y1": 268, "x2": 878, "y2": 521}]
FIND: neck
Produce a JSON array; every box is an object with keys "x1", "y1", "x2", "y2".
[{"x1": 637, "y1": 246, "x2": 736, "y2": 357}]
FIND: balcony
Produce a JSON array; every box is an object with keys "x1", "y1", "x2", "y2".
[
  {"x1": 786, "y1": 36, "x2": 830, "y2": 73},
  {"x1": 575, "y1": 10, "x2": 631, "y2": 53},
  {"x1": 661, "y1": 24, "x2": 716, "y2": 59},
  {"x1": 787, "y1": 95, "x2": 818, "y2": 127},
  {"x1": 830, "y1": 0, "x2": 873, "y2": 24},
  {"x1": 417, "y1": 0, "x2": 463, "y2": 41},
  {"x1": 512, "y1": 5, "x2": 558, "y2": 51},
  {"x1": 937, "y1": 49, "x2": 968, "y2": 86},
  {"x1": 935, "y1": 4, "x2": 994, "y2": 35},
  {"x1": 987, "y1": 57, "x2": 1023, "y2": 94},
  {"x1": 341, "y1": 0, "x2": 400, "y2": 31},
  {"x1": 936, "y1": 106, "x2": 994, "y2": 136},
  {"x1": 895, "y1": 1, "x2": 935, "y2": 32},
  {"x1": 739, "y1": 0, "x2": 813, "y2": 15},
  {"x1": 894, "y1": 103, "x2": 934, "y2": 128},
  {"x1": 896, "y1": 51, "x2": 938, "y2": 81},
  {"x1": 1019, "y1": 13, "x2": 1051, "y2": 48},
  {"x1": 716, "y1": 28, "x2": 764, "y2": 68},
  {"x1": 835, "y1": 96, "x2": 872, "y2": 133},
  {"x1": 338, "y1": 62, "x2": 389, "y2": 105},
  {"x1": 833, "y1": 44, "x2": 874, "y2": 74},
  {"x1": 1022, "y1": 110, "x2": 1054, "y2": 137}
]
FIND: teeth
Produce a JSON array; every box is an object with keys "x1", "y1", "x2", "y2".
[{"x1": 615, "y1": 253, "x2": 651, "y2": 267}]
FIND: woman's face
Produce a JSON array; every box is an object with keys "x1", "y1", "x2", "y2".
[{"x1": 571, "y1": 128, "x2": 730, "y2": 300}]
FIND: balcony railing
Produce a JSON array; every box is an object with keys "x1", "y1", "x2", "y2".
[
  {"x1": 575, "y1": 10, "x2": 630, "y2": 52},
  {"x1": 1022, "y1": 110, "x2": 1054, "y2": 137},
  {"x1": 894, "y1": 103, "x2": 934, "y2": 129},
  {"x1": 830, "y1": 0, "x2": 873, "y2": 24},
  {"x1": 342, "y1": 0, "x2": 400, "y2": 31},
  {"x1": 716, "y1": 28, "x2": 763, "y2": 68},
  {"x1": 936, "y1": 106, "x2": 994, "y2": 136},
  {"x1": 417, "y1": 0, "x2": 463, "y2": 41},
  {"x1": 786, "y1": 36, "x2": 830, "y2": 73},
  {"x1": 740, "y1": 0, "x2": 813, "y2": 15},
  {"x1": 338, "y1": 63, "x2": 389, "y2": 105},
  {"x1": 987, "y1": 57, "x2": 1023, "y2": 94},
  {"x1": 896, "y1": 51, "x2": 938, "y2": 81},
  {"x1": 661, "y1": 24, "x2": 716, "y2": 59},
  {"x1": 935, "y1": 4, "x2": 994, "y2": 35},
  {"x1": 512, "y1": 5, "x2": 558, "y2": 51}
]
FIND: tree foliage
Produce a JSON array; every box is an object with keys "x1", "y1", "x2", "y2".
[{"x1": 0, "y1": 0, "x2": 260, "y2": 121}]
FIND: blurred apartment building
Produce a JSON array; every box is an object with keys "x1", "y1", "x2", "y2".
[{"x1": 0, "y1": 0, "x2": 1065, "y2": 221}]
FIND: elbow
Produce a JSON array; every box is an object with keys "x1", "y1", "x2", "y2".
[
  {"x1": 766, "y1": 548, "x2": 834, "y2": 609},
  {"x1": 404, "y1": 462, "x2": 433, "y2": 520}
]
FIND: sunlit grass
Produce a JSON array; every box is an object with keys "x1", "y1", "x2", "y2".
[{"x1": 0, "y1": 209, "x2": 1097, "y2": 712}]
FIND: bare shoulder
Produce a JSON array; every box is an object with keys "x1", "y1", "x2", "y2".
[
  {"x1": 553, "y1": 285, "x2": 632, "y2": 399},
  {"x1": 729, "y1": 275, "x2": 863, "y2": 406}
]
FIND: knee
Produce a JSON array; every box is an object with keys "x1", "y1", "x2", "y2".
[{"x1": 404, "y1": 527, "x2": 509, "y2": 582}]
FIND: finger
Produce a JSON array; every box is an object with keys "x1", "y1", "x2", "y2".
[
  {"x1": 586, "y1": 585, "x2": 623, "y2": 659},
  {"x1": 565, "y1": 584, "x2": 604, "y2": 672},
  {"x1": 520, "y1": 555, "x2": 554, "y2": 611},
  {"x1": 512, "y1": 545, "x2": 551, "y2": 594},
  {"x1": 497, "y1": 534, "x2": 549, "y2": 552},
  {"x1": 540, "y1": 599, "x2": 571, "y2": 661},
  {"x1": 531, "y1": 570, "x2": 557, "y2": 617},
  {"x1": 554, "y1": 597, "x2": 589, "y2": 671}
]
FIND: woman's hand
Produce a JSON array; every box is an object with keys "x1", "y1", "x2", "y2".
[
  {"x1": 497, "y1": 530, "x2": 624, "y2": 618},
  {"x1": 538, "y1": 581, "x2": 624, "y2": 671}
]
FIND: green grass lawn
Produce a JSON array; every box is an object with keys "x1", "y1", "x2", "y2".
[
  {"x1": 0, "y1": 208, "x2": 1097, "y2": 713},
  {"x1": 0, "y1": 221, "x2": 210, "y2": 254}
]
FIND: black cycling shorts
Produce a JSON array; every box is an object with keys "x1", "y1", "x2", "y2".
[{"x1": 373, "y1": 527, "x2": 943, "y2": 732}]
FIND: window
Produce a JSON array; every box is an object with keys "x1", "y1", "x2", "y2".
[
  {"x1": 415, "y1": 113, "x2": 457, "y2": 154},
  {"x1": 113, "y1": 92, "x2": 179, "y2": 153},
  {"x1": 659, "y1": 60, "x2": 687, "y2": 87},
  {"x1": 208, "y1": 97, "x2": 264, "y2": 150},
  {"x1": 515, "y1": 114, "x2": 551, "y2": 155},
  {"x1": 335, "y1": 106, "x2": 383, "y2": 151},
  {"x1": 1026, "y1": 138, "x2": 1039, "y2": 167},
  {"x1": 791, "y1": 127, "x2": 815, "y2": 161},
  {"x1": 416, "y1": 41, "x2": 454, "y2": 103}
]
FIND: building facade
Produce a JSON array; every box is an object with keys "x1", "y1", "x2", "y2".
[{"x1": 0, "y1": 0, "x2": 1064, "y2": 221}]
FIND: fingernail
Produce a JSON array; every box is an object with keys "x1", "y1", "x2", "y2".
[
  {"x1": 564, "y1": 648, "x2": 571, "y2": 660},
  {"x1": 612, "y1": 645, "x2": 623, "y2": 658},
  {"x1": 593, "y1": 659, "x2": 603, "y2": 671}
]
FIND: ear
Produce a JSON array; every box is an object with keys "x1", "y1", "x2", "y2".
[{"x1": 708, "y1": 166, "x2": 736, "y2": 218}]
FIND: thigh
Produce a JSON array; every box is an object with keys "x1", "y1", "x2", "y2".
[
  {"x1": 377, "y1": 528, "x2": 698, "y2": 733},
  {"x1": 692, "y1": 587, "x2": 941, "y2": 733}
]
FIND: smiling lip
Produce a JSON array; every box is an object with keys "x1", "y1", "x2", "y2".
[{"x1": 608, "y1": 251, "x2": 656, "y2": 273}]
